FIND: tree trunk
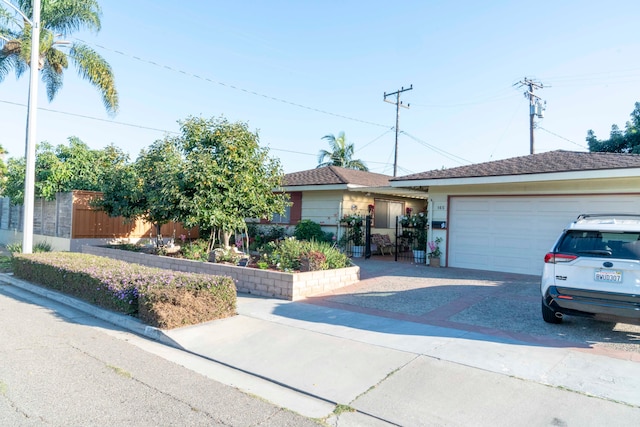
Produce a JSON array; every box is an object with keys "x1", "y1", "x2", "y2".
[
  {"x1": 222, "y1": 230, "x2": 232, "y2": 249},
  {"x1": 155, "y1": 223, "x2": 162, "y2": 248}
]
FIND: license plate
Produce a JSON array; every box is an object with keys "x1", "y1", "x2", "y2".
[{"x1": 594, "y1": 269, "x2": 622, "y2": 283}]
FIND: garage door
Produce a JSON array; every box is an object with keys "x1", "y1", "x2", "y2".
[{"x1": 448, "y1": 195, "x2": 640, "y2": 276}]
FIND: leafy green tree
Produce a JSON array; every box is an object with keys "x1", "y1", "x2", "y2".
[
  {"x1": 97, "y1": 138, "x2": 184, "y2": 247},
  {"x1": 96, "y1": 162, "x2": 142, "y2": 219},
  {"x1": 317, "y1": 131, "x2": 368, "y2": 171},
  {"x1": 0, "y1": 144, "x2": 8, "y2": 195},
  {"x1": 3, "y1": 157, "x2": 23, "y2": 202},
  {"x1": 0, "y1": 0, "x2": 118, "y2": 113},
  {"x1": 35, "y1": 141, "x2": 69, "y2": 199},
  {"x1": 178, "y1": 116, "x2": 289, "y2": 251},
  {"x1": 587, "y1": 102, "x2": 640, "y2": 153},
  {"x1": 3, "y1": 137, "x2": 128, "y2": 204}
]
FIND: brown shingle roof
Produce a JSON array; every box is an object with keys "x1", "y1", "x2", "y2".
[
  {"x1": 284, "y1": 166, "x2": 392, "y2": 187},
  {"x1": 393, "y1": 150, "x2": 640, "y2": 181}
]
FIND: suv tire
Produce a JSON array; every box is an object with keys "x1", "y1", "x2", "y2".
[{"x1": 541, "y1": 299, "x2": 562, "y2": 324}]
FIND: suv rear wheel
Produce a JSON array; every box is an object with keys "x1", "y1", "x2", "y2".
[{"x1": 541, "y1": 300, "x2": 562, "y2": 324}]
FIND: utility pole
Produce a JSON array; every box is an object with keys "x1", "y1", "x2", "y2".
[
  {"x1": 515, "y1": 78, "x2": 545, "y2": 154},
  {"x1": 384, "y1": 84, "x2": 413, "y2": 177}
]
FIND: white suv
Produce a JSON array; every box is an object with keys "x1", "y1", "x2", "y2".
[{"x1": 541, "y1": 214, "x2": 640, "y2": 324}]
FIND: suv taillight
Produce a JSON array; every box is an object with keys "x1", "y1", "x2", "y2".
[{"x1": 544, "y1": 253, "x2": 578, "y2": 264}]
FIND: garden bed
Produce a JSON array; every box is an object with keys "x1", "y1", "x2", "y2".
[{"x1": 82, "y1": 245, "x2": 360, "y2": 301}]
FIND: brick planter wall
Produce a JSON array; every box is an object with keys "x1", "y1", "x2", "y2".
[{"x1": 81, "y1": 245, "x2": 360, "y2": 301}]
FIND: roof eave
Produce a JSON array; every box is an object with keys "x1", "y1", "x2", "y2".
[
  {"x1": 282, "y1": 184, "x2": 350, "y2": 192},
  {"x1": 390, "y1": 168, "x2": 640, "y2": 187},
  {"x1": 348, "y1": 186, "x2": 429, "y2": 200}
]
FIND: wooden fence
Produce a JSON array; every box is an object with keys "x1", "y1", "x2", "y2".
[
  {"x1": 72, "y1": 191, "x2": 198, "y2": 239},
  {"x1": 0, "y1": 191, "x2": 198, "y2": 240}
]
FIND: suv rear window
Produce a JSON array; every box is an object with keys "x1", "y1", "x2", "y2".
[{"x1": 557, "y1": 230, "x2": 640, "y2": 260}]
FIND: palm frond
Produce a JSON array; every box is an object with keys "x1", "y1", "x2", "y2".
[
  {"x1": 0, "y1": 5, "x2": 20, "y2": 29},
  {"x1": 346, "y1": 160, "x2": 369, "y2": 171},
  {"x1": 0, "y1": 55, "x2": 10, "y2": 82},
  {"x1": 0, "y1": 38, "x2": 25, "y2": 81},
  {"x1": 41, "y1": 48, "x2": 66, "y2": 100},
  {"x1": 41, "y1": 0, "x2": 102, "y2": 35},
  {"x1": 70, "y1": 42, "x2": 118, "y2": 114},
  {"x1": 317, "y1": 148, "x2": 332, "y2": 165}
]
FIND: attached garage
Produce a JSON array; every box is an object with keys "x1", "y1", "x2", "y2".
[
  {"x1": 390, "y1": 150, "x2": 640, "y2": 276},
  {"x1": 448, "y1": 194, "x2": 640, "y2": 275}
]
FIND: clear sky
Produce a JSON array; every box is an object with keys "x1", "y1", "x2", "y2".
[{"x1": 2, "y1": 0, "x2": 640, "y2": 176}]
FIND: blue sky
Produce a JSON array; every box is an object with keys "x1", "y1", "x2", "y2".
[{"x1": 2, "y1": 0, "x2": 640, "y2": 176}]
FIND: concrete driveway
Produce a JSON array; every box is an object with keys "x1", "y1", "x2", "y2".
[{"x1": 306, "y1": 257, "x2": 640, "y2": 359}]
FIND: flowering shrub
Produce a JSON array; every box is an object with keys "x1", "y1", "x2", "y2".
[
  {"x1": 340, "y1": 214, "x2": 365, "y2": 246},
  {"x1": 11, "y1": 252, "x2": 236, "y2": 328},
  {"x1": 428, "y1": 237, "x2": 443, "y2": 258},
  {"x1": 400, "y1": 211, "x2": 428, "y2": 249}
]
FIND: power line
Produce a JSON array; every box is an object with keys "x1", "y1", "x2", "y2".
[
  {"x1": 1, "y1": 97, "x2": 401, "y2": 169},
  {"x1": 537, "y1": 127, "x2": 588, "y2": 150},
  {"x1": 400, "y1": 131, "x2": 472, "y2": 165},
  {"x1": 75, "y1": 38, "x2": 390, "y2": 129},
  {"x1": 0, "y1": 99, "x2": 179, "y2": 134},
  {"x1": 355, "y1": 128, "x2": 395, "y2": 152},
  {"x1": 489, "y1": 96, "x2": 526, "y2": 160}
]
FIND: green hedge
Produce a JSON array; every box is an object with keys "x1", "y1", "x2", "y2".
[{"x1": 12, "y1": 252, "x2": 237, "y2": 329}]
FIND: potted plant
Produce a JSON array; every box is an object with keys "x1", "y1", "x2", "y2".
[{"x1": 428, "y1": 237, "x2": 443, "y2": 267}]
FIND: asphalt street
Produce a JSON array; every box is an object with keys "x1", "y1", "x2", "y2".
[{"x1": 0, "y1": 284, "x2": 322, "y2": 426}]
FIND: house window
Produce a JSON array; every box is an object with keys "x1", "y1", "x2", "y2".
[
  {"x1": 272, "y1": 205, "x2": 291, "y2": 224},
  {"x1": 374, "y1": 199, "x2": 404, "y2": 228}
]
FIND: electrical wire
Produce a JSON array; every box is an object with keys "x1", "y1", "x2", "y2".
[
  {"x1": 400, "y1": 131, "x2": 472, "y2": 165},
  {"x1": 0, "y1": 99, "x2": 179, "y2": 134},
  {"x1": 73, "y1": 37, "x2": 390, "y2": 129},
  {"x1": 354, "y1": 128, "x2": 395, "y2": 152},
  {"x1": 538, "y1": 127, "x2": 588, "y2": 150},
  {"x1": 1, "y1": 97, "x2": 399, "y2": 169}
]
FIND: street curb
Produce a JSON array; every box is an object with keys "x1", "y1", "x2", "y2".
[{"x1": 0, "y1": 273, "x2": 172, "y2": 345}]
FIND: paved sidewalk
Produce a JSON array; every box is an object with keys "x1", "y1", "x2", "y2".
[{"x1": 2, "y1": 270, "x2": 640, "y2": 426}]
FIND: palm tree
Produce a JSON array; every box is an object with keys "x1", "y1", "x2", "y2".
[
  {"x1": 317, "y1": 131, "x2": 368, "y2": 171},
  {"x1": 0, "y1": 0, "x2": 118, "y2": 114}
]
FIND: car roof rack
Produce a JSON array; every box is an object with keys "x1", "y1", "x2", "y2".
[{"x1": 577, "y1": 213, "x2": 640, "y2": 220}]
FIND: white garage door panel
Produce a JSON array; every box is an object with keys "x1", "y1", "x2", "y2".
[{"x1": 449, "y1": 195, "x2": 640, "y2": 276}]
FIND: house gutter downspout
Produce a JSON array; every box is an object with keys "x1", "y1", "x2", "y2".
[{"x1": 427, "y1": 197, "x2": 433, "y2": 254}]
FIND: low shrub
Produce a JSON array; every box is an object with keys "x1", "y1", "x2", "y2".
[
  {"x1": 12, "y1": 252, "x2": 237, "y2": 329},
  {"x1": 180, "y1": 239, "x2": 210, "y2": 262},
  {"x1": 294, "y1": 220, "x2": 335, "y2": 243},
  {"x1": 138, "y1": 274, "x2": 237, "y2": 329},
  {"x1": 247, "y1": 224, "x2": 288, "y2": 251},
  {"x1": 212, "y1": 247, "x2": 243, "y2": 264},
  {"x1": 305, "y1": 241, "x2": 352, "y2": 270},
  {"x1": 294, "y1": 219, "x2": 325, "y2": 242},
  {"x1": 262, "y1": 238, "x2": 351, "y2": 272}
]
